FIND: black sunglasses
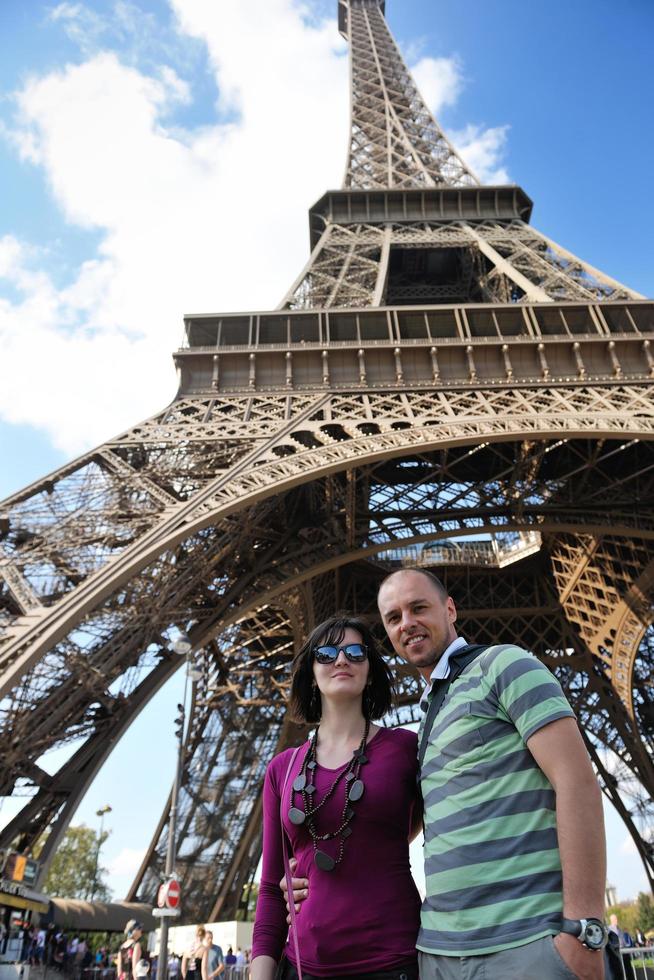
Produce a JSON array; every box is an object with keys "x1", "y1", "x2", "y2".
[{"x1": 313, "y1": 643, "x2": 368, "y2": 664}]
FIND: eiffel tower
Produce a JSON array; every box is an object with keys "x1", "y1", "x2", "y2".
[{"x1": 1, "y1": 0, "x2": 654, "y2": 921}]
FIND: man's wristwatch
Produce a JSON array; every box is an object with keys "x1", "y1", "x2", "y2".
[{"x1": 561, "y1": 917, "x2": 609, "y2": 951}]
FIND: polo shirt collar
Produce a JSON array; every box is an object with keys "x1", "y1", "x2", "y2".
[{"x1": 419, "y1": 635, "x2": 467, "y2": 711}]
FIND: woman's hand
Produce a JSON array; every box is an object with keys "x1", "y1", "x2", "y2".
[{"x1": 279, "y1": 858, "x2": 309, "y2": 923}]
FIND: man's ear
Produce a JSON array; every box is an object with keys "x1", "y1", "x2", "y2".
[{"x1": 447, "y1": 596, "x2": 457, "y2": 623}]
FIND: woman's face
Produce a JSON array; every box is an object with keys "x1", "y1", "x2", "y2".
[{"x1": 312, "y1": 626, "x2": 370, "y2": 706}]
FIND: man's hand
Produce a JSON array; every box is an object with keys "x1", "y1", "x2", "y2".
[
  {"x1": 279, "y1": 858, "x2": 309, "y2": 923},
  {"x1": 554, "y1": 933, "x2": 605, "y2": 980}
]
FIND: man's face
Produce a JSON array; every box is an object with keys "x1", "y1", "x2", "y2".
[
  {"x1": 377, "y1": 570, "x2": 457, "y2": 678},
  {"x1": 203, "y1": 935, "x2": 212, "y2": 948}
]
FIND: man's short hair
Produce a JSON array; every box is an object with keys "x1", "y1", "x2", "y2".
[{"x1": 378, "y1": 566, "x2": 448, "y2": 600}]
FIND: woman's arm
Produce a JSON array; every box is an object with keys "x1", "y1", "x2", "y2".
[
  {"x1": 131, "y1": 943, "x2": 142, "y2": 980},
  {"x1": 249, "y1": 955, "x2": 276, "y2": 980},
  {"x1": 251, "y1": 753, "x2": 296, "y2": 967}
]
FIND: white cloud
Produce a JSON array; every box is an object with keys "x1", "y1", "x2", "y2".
[
  {"x1": 449, "y1": 123, "x2": 510, "y2": 184},
  {"x1": 49, "y1": 2, "x2": 86, "y2": 23},
  {"x1": 107, "y1": 846, "x2": 146, "y2": 877},
  {"x1": 411, "y1": 56, "x2": 463, "y2": 115},
  {"x1": 0, "y1": 235, "x2": 28, "y2": 279},
  {"x1": 410, "y1": 58, "x2": 509, "y2": 184},
  {"x1": 1, "y1": 1, "x2": 509, "y2": 455},
  {"x1": 47, "y1": 2, "x2": 109, "y2": 54}
]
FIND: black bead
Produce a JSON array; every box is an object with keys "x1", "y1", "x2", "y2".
[
  {"x1": 349, "y1": 779, "x2": 364, "y2": 802},
  {"x1": 342, "y1": 826, "x2": 352, "y2": 838},
  {"x1": 293, "y1": 774, "x2": 306, "y2": 791},
  {"x1": 289, "y1": 807, "x2": 306, "y2": 825},
  {"x1": 315, "y1": 850, "x2": 336, "y2": 871}
]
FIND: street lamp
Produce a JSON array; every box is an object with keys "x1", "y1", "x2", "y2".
[
  {"x1": 158, "y1": 633, "x2": 199, "y2": 980},
  {"x1": 90, "y1": 804, "x2": 112, "y2": 901}
]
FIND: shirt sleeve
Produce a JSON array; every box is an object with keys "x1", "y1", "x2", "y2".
[
  {"x1": 251, "y1": 753, "x2": 290, "y2": 962},
  {"x1": 483, "y1": 644, "x2": 575, "y2": 743}
]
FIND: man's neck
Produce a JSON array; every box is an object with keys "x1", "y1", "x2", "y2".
[{"x1": 419, "y1": 634, "x2": 465, "y2": 683}]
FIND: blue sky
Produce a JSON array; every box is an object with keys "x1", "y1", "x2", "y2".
[{"x1": 0, "y1": 0, "x2": 653, "y2": 903}]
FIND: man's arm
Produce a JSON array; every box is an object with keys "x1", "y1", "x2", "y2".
[{"x1": 527, "y1": 716, "x2": 606, "y2": 980}]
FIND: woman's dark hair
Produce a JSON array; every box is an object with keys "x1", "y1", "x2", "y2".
[{"x1": 289, "y1": 614, "x2": 395, "y2": 723}]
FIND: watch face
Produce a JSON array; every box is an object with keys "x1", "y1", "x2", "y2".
[{"x1": 584, "y1": 921, "x2": 607, "y2": 949}]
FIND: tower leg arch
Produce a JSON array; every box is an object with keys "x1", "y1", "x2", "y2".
[{"x1": 3, "y1": 386, "x2": 654, "y2": 697}]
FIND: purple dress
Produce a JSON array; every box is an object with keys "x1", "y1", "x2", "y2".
[{"x1": 252, "y1": 727, "x2": 421, "y2": 976}]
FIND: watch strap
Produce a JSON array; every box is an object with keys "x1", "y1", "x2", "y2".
[
  {"x1": 561, "y1": 917, "x2": 608, "y2": 950},
  {"x1": 561, "y1": 917, "x2": 584, "y2": 939}
]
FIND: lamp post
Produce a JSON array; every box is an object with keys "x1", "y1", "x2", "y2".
[
  {"x1": 157, "y1": 633, "x2": 201, "y2": 980},
  {"x1": 90, "y1": 804, "x2": 112, "y2": 901}
]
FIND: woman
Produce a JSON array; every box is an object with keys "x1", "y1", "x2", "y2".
[
  {"x1": 182, "y1": 927, "x2": 206, "y2": 980},
  {"x1": 251, "y1": 615, "x2": 421, "y2": 980},
  {"x1": 117, "y1": 921, "x2": 145, "y2": 980}
]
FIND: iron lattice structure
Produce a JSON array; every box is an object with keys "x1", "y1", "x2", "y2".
[{"x1": 1, "y1": 0, "x2": 654, "y2": 920}]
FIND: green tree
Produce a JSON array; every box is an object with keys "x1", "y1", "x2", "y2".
[
  {"x1": 636, "y1": 892, "x2": 654, "y2": 932},
  {"x1": 36, "y1": 825, "x2": 112, "y2": 901},
  {"x1": 238, "y1": 882, "x2": 260, "y2": 921},
  {"x1": 607, "y1": 901, "x2": 640, "y2": 936}
]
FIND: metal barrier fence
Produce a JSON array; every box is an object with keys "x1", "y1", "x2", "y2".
[
  {"x1": 80, "y1": 969, "x2": 117, "y2": 980},
  {"x1": 622, "y1": 947, "x2": 654, "y2": 979},
  {"x1": 223, "y1": 968, "x2": 249, "y2": 980}
]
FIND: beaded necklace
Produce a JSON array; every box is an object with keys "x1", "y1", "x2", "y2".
[{"x1": 288, "y1": 719, "x2": 370, "y2": 871}]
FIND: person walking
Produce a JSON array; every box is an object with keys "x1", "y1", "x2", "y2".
[
  {"x1": 182, "y1": 927, "x2": 206, "y2": 980},
  {"x1": 168, "y1": 953, "x2": 181, "y2": 980},
  {"x1": 251, "y1": 614, "x2": 421, "y2": 980},
  {"x1": 117, "y1": 922, "x2": 146, "y2": 980},
  {"x1": 201, "y1": 931, "x2": 224, "y2": 980}
]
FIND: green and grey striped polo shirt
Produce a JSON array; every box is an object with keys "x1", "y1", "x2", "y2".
[{"x1": 418, "y1": 643, "x2": 575, "y2": 957}]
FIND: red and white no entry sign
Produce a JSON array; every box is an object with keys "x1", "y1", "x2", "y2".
[{"x1": 157, "y1": 879, "x2": 181, "y2": 909}]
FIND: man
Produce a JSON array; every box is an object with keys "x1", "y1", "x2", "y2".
[
  {"x1": 377, "y1": 567, "x2": 607, "y2": 980},
  {"x1": 34, "y1": 928, "x2": 46, "y2": 965},
  {"x1": 201, "y1": 931, "x2": 224, "y2": 980},
  {"x1": 168, "y1": 952, "x2": 181, "y2": 980},
  {"x1": 286, "y1": 567, "x2": 608, "y2": 979}
]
